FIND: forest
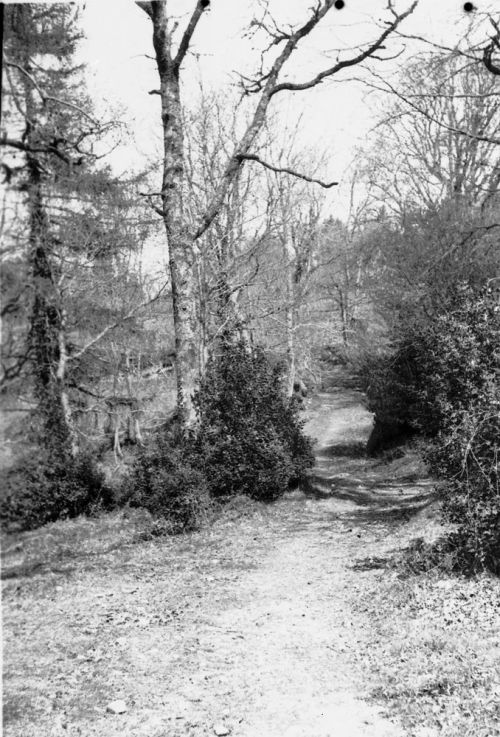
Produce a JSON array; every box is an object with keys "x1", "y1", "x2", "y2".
[{"x1": 1, "y1": 2, "x2": 500, "y2": 735}]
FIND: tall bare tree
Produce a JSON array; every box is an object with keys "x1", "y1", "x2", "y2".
[
  {"x1": 362, "y1": 51, "x2": 500, "y2": 218},
  {"x1": 137, "y1": 0, "x2": 418, "y2": 425}
]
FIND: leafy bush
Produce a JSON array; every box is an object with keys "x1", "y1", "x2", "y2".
[
  {"x1": 125, "y1": 339, "x2": 314, "y2": 530},
  {"x1": 127, "y1": 419, "x2": 212, "y2": 533},
  {"x1": 355, "y1": 347, "x2": 418, "y2": 455},
  {"x1": 421, "y1": 287, "x2": 500, "y2": 573},
  {"x1": 362, "y1": 284, "x2": 500, "y2": 572},
  {"x1": 196, "y1": 423, "x2": 293, "y2": 502},
  {"x1": 0, "y1": 450, "x2": 111, "y2": 531},
  {"x1": 193, "y1": 339, "x2": 315, "y2": 502}
]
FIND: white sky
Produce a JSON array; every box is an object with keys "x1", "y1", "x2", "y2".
[
  {"x1": 4, "y1": 0, "x2": 498, "y2": 199},
  {"x1": 2, "y1": 0, "x2": 494, "y2": 273},
  {"x1": 77, "y1": 0, "x2": 498, "y2": 217}
]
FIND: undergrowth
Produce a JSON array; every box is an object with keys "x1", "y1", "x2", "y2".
[
  {"x1": 356, "y1": 284, "x2": 500, "y2": 574},
  {"x1": 127, "y1": 338, "x2": 315, "y2": 532},
  {"x1": 0, "y1": 449, "x2": 112, "y2": 531}
]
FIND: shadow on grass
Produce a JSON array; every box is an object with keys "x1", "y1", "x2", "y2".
[
  {"x1": 1, "y1": 562, "x2": 46, "y2": 580},
  {"x1": 351, "y1": 533, "x2": 463, "y2": 576},
  {"x1": 306, "y1": 471, "x2": 434, "y2": 505},
  {"x1": 350, "y1": 538, "x2": 429, "y2": 572},
  {"x1": 306, "y1": 391, "x2": 366, "y2": 412},
  {"x1": 1, "y1": 536, "x2": 144, "y2": 580}
]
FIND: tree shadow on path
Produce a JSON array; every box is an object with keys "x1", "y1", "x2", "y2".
[{"x1": 303, "y1": 394, "x2": 438, "y2": 574}]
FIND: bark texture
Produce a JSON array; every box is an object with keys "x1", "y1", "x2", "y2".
[
  {"x1": 144, "y1": 1, "x2": 203, "y2": 425},
  {"x1": 20, "y1": 25, "x2": 78, "y2": 457}
]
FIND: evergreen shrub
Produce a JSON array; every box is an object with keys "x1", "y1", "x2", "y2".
[
  {"x1": 361, "y1": 284, "x2": 500, "y2": 572},
  {"x1": 194, "y1": 339, "x2": 315, "y2": 501},
  {"x1": 127, "y1": 339, "x2": 315, "y2": 531},
  {"x1": 1, "y1": 449, "x2": 111, "y2": 530},
  {"x1": 127, "y1": 420, "x2": 212, "y2": 533}
]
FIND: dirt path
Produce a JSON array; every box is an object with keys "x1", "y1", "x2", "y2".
[{"x1": 3, "y1": 389, "x2": 435, "y2": 737}]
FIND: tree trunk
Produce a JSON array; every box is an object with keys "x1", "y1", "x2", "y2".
[
  {"x1": 285, "y1": 287, "x2": 295, "y2": 398},
  {"x1": 139, "y1": 0, "x2": 418, "y2": 423},
  {"x1": 152, "y1": 6, "x2": 198, "y2": 426},
  {"x1": 56, "y1": 303, "x2": 79, "y2": 456},
  {"x1": 337, "y1": 286, "x2": 349, "y2": 347},
  {"x1": 283, "y1": 238, "x2": 296, "y2": 398},
  {"x1": 27, "y1": 154, "x2": 77, "y2": 457},
  {"x1": 214, "y1": 230, "x2": 248, "y2": 342}
]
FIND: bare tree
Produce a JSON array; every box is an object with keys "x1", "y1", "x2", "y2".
[
  {"x1": 361, "y1": 52, "x2": 500, "y2": 218},
  {"x1": 181, "y1": 91, "x2": 266, "y2": 368},
  {"x1": 260, "y1": 162, "x2": 323, "y2": 395},
  {"x1": 137, "y1": 0, "x2": 418, "y2": 425}
]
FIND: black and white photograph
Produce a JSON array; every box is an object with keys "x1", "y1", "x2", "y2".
[{"x1": 1, "y1": 0, "x2": 499, "y2": 734}]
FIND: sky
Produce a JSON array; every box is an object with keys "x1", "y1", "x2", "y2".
[
  {"x1": 1, "y1": 0, "x2": 495, "y2": 274},
  {"x1": 4, "y1": 0, "x2": 498, "y2": 190},
  {"x1": 76, "y1": 0, "x2": 498, "y2": 218}
]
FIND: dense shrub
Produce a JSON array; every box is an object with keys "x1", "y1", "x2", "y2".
[
  {"x1": 362, "y1": 284, "x2": 500, "y2": 572},
  {"x1": 0, "y1": 450, "x2": 111, "y2": 531},
  {"x1": 127, "y1": 420, "x2": 212, "y2": 533},
  {"x1": 357, "y1": 348, "x2": 419, "y2": 454},
  {"x1": 114, "y1": 339, "x2": 314, "y2": 531},
  {"x1": 194, "y1": 339, "x2": 315, "y2": 501},
  {"x1": 422, "y1": 287, "x2": 500, "y2": 573}
]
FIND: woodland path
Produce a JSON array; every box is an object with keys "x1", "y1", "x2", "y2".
[{"x1": 3, "y1": 389, "x2": 435, "y2": 737}]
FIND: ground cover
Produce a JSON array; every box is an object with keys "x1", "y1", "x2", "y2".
[{"x1": 2, "y1": 389, "x2": 499, "y2": 736}]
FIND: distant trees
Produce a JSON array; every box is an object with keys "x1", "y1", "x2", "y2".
[
  {"x1": 315, "y1": 209, "x2": 381, "y2": 349},
  {"x1": 180, "y1": 91, "x2": 267, "y2": 369},
  {"x1": 253, "y1": 159, "x2": 324, "y2": 392},
  {"x1": 341, "y1": 48, "x2": 500, "y2": 336}
]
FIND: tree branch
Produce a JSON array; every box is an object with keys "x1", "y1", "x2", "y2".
[
  {"x1": 365, "y1": 73, "x2": 500, "y2": 146},
  {"x1": 1, "y1": 291, "x2": 24, "y2": 318},
  {"x1": 194, "y1": 0, "x2": 417, "y2": 240},
  {"x1": 269, "y1": 0, "x2": 418, "y2": 98},
  {"x1": 136, "y1": 1, "x2": 153, "y2": 19},
  {"x1": 68, "y1": 382, "x2": 107, "y2": 400},
  {"x1": 174, "y1": 1, "x2": 209, "y2": 70},
  {"x1": 483, "y1": 28, "x2": 500, "y2": 76},
  {"x1": 238, "y1": 153, "x2": 338, "y2": 188},
  {"x1": 139, "y1": 190, "x2": 164, "y2": 216},
  {"x1": 69, "y1": 282, "x2": 169, "y2": 361},
  {"x1": 0, "y1": 134, "x2": 76, "y2": 165},
  {"x1": 4, "y1": 60, "x2": 99, "y2": 124}
]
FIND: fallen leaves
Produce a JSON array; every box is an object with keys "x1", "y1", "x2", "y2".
[{"x1": 3, "y1": 390, "x2": 500, "y2": 737}]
